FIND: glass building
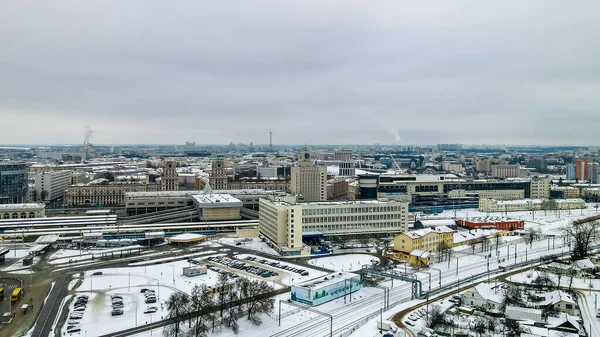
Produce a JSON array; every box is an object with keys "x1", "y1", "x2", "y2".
[{"x1": 0, "y1": 162, "x2": 29, "y2": 204}]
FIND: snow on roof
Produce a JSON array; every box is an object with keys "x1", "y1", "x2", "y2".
[
  {"x1": 167, "y1": 233, "x2": 206, "y2": 242},
  {"x1": 537, "y1": 290, "x2": 576, "y2": 306},
  {"x1": 410, "y1": 249, "x2": 430, "y2": 258},
  {"x1": 573, "y1": 258, "x2": 596, "y2": 270},
  {"x1": 404, "y1": 226, "x2": 455, "y2": 239},
  {"x1": 191, "y1": 194, "x2": 243, "y2": 207},
  {"x1": 453, "y1": 229, "x2": 492, "y2": 244},
  {"x1": 0, "y1": 203, "x2": 45, "y2": 210},
  {"x1": 472, "y1": 283, "x2": 504, "y2": 304},
  {"x1": 547, "y1": 313, "x2": 580, "y2": 331},
  {"x1": 415, "y1": 219, "x2": 456, "y2": 226},
  {"x1": 294, "y1": 272, "x2": 358, "y2": 289}
]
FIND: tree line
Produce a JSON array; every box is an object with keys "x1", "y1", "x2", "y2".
[{"x1": 164, "y1": 274, "x2": 275, "y2": 337}]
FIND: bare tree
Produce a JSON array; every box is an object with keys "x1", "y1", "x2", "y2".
[
  {"x1": 217, "y1": 273, "x2": 229, "y2": 318},
  {"x1": 502, "y1": 284, "x2": 524, "y2": 310},
  {"x1": 223, "y1": 285, "x2": 240, "y2": 333},
  {"x1": 164, "y1": 292, "x2": 190, "y2": 337},
  {"x1": 567, "y1": 267, "x2": 577, "y2": 290},
  {"x1": 188, "y1": 284, "x2": 214, "y2": 337},
  {"x1": 564, "y1": 221, "x2": 598, "y2": 260},
  {"x1": 246, "y1": 280, "x2": 275, "y2": 325},
  {"x1": 425, "y1": 305, "x2": 447, "y2": 330},
  {"x1": 532, "y1": 272, "x2": 555, "y2": 289},
  {"x1": 474, "y1": 318, "x2": 487, "y2": 337}
]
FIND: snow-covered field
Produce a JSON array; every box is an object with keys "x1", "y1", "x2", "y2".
[{"x1": 308, "y1": 254, "x2": 379, "y2": 272}]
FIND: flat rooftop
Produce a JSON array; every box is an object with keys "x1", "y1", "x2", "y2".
[
  {"x1": 0, "y1": 203, "x2": 45, "y2": 210},
  {"x1": 273, "y1": 199, "x2": 402, "y2": 207},
  {"x1": 293, "y1": 272, "x2": 358, "y2": 289},
  {"x1": 125, "y1": 189, "x2": 287, "y2": 199},
  {"x1": 192, "y1": 194, "x2": 243, "y2": 207}
]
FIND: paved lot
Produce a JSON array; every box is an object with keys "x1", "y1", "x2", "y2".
[{"x1": 0, "y1": 278, "x2": 22, "y2": 324}]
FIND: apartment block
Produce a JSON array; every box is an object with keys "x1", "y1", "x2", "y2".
[{"x1": 34, "y1": 170, "x2": 72, "y2": 201}]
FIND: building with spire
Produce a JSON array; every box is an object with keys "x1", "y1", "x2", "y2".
[
  {"x1": 291, "y1": 151, "x2": 327, "y2": 202},
  {"x1": 161, "y1": 160, "x2": 179, "y2": 191}
]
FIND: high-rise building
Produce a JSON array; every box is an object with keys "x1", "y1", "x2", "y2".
[
  {"x1": 161, "y1": 160, "x2": 179, "y2": 191},
  {"x1": 34, "y1": 170, "x2": 72, "y2": 201},
  {"x1": 290, "y1": 151, "x2": 327, "y2": 202},
  {"x1": 0, "y1": 162, "x2": 29, "y2": 204},
  {"x1": 568, "y1": 161, "x2": 599, "y2": 182},
  {"x1": 210, "y1": 159, "x2": 228, "y2": 190}
]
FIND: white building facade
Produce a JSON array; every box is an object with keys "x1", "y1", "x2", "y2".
[
  {"x1": 34, "y1": 170, "x2": 72, "y2": 201},
  {"x1": 259, "y1": 195, "x2": 409, "y2": 255}
]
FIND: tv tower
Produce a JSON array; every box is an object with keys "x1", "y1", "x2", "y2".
[{"x1": 269, "y1": 131, "x2": 273, "y2": 152}]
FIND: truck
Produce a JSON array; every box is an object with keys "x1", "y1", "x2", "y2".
[{"x1": 377, "y1": 320, "x2": 398, "y2": 332}]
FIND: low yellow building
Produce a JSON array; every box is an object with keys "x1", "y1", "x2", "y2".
[{"x1": 390, "y1": 226, "x2": 455, "y2": 266}]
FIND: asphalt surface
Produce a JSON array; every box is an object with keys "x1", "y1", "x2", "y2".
[
  {"x1": 0, "y1": 278, "x2": 21, "y2": 323},
  {"x1": 31, "y1": 274, "x2": 70, "y2": 337}
]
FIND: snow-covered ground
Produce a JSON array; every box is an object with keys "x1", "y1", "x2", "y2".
[
  {"x1": 217, "y1": 237, "x2": 279, "y2": 256},
  {"x1": 308, "y1": 254, "x2": 379, "y2": 272},
  {"x1": 234, "y1": 253, "x2": 328, "y2": 286}
]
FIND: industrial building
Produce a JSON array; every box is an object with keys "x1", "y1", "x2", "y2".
[
  {"x1": 291, "y1": 272, "x2": 361, "y2": 306},
  {"x1": 456, "y1": 218, "x2": 524, "y2": 231},
  {"x1": 259, "y1": 195, "x2": 408, "y2": 256}
]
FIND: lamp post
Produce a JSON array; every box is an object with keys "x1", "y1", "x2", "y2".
[
  {"x1": 134, "y1": 301, "x2": 138, "y2": 326},
  {"x1": 171, "y1": 265, "x2": 175, "y2": 285}
]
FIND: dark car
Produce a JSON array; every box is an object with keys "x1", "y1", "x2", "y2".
[
  {"x1": 111, "y1": 309, "x2": 124, "y2": 316},
  {"x1": 92, "y1": 272, "x2": 103, "y2": 276}
]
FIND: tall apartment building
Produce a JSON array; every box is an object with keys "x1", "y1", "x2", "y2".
[
  {"x1": 0, "y1": 162, "x2": 29, "y2": 204},
  {"x1": 290, "y1": 151, "x2": 327, "y2": 202},
  {"x1": 161, "y1": 160, "x2": 179, "y2": 191},
  {"x1": 529, "y1": 177, "x2": 550, "y2": 199},
  {"x1": 34, "y1": 170, "x2": 72, "y2": 201},
  {"x1": 491, "y1": 165, "x2": 521, "y2": 178},
  {"x1": 567, "y1": 161, "x2": 599, "y2": 183},
  {"x1": 210, "y1": 159, "x2": 229, "y2": 190},
  {"x1": 259, "y1": 195, "x2": 409, "y2": 255}
]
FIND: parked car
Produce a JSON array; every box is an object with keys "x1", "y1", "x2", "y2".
[
  {"x1": 92, "y1": 272, "x2": 103, "y2": 276},
  {"x1": 144, "y1": 307, "x2": 158, "y2": 314},
  {"x1": 111, "y1": 308, "x2": 124, "y2": 316},
  {"x1": 67, "y1": 326, "x2": 81, "y2": 333}
]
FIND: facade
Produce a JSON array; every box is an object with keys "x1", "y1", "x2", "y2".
[
  {"x1": 441, "y1": 162, "x2": 464, "y2": 173},
  {"x1": 124, "y1": 189, "x2": 286, "y2": 215},
  {"x1": 291, "y1": 272, "x2": 361, "y2": 306},
  {"x1": 530, "y1": 177, "x2": 551, "y2": 199},
  {"x1": 479, "y1": 198, "x2": 585, "y2": 213},
  {"x1": 161, "y1": 160, "x2": 179, "y2": 191},
  {"x1": 391, "y1": 226, "x2": 455, "y2": 265},
  {"x1": 491, "y1": 165, "x2": 521, "y2": 178},
  {"x1": 456, "y1": 218, "x2": 524, "y2": 231},
  {"x1": 448, "y1": 189, "x2": 524, "y2": 200},
  {"x1": 551, "y1": 186, "x2": 580, "y2": 199},
  {"x1": 326, "y1": 179, "x2": 349, "y2": 200},
  {"x1": 461, "y1": 283, "x2": 504, "y2": 310},
  {"x1": 0, "y1": 162, "x2": 29, "y2": 204},
  {"x1": 67, "y1": 182, "x2": 160, "y2": 206},
  {"x1": 259, "y1": 195, "x2": 409, "y2": 255},
  {"x1": 209, "y1": 159, "x2": 228, "y2": 190},
  {"x1": 183, "y1": 266, "x2": 207, "y2": 277},
  {"x1": 476, "y1": 159, "x2": 507, "y2": 173},
  {"x1": 290, "y1": 151, "x2": 327, "y2": 202},
  {"x1": 334, "y1": 150, "x2": 352, "y2": 161},
  {"x1": 0, "y1": 203, "x2": 46, "y2": 219},
  {"x1": 191, "y1": 194, "x2": 242, "y2": 221},
  {"x1": 34, "y1": 170, "x2": 72, "y2": 201},
  {"x1": 338, "y1": 162, "x2": 355, "y2": 177},
  {"x1": 568, "y1": 161, "x2": 599, "y2": 182}
]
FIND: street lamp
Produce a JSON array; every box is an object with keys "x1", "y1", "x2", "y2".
[{"x1": 171, "y1": 265, "x2": 175, "y2": 285}]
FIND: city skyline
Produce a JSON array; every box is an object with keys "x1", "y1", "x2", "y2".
[{"x1": 2, "y1": 1, "x2": 600, "y2": 145}]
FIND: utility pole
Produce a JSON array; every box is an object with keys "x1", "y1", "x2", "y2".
[{"x1": 456, "y1": 258, "x2": 459, "y2": 275}]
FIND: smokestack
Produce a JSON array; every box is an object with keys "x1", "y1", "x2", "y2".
[{"x1": 83, "y1": 125, "x2": 94, "y2": 162}]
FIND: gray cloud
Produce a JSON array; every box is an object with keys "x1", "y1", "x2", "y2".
[{"x1": 1, "y1": 1, "x2": 600, "y2": 145}]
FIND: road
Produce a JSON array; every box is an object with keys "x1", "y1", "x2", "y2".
[
  {"x1": 31, "y1": 274, "x2": 71, "y2": 337},
  {"x1": 0, "y1": 278, "x2": 21, "y2": 323}
]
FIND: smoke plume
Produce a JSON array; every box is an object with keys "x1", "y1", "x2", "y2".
[{"x1": 84, "y1": 125, "x2": 94, "y2": 144}]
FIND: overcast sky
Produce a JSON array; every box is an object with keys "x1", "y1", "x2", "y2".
[{"x1": 1, "y1": 1, "x2": 599, "y2": 146}]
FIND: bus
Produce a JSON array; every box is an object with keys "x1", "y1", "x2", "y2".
[
  {"x1": 0, "y1": 287, "x2": 4, "y2": 300},
  {"x1": 11, "y1": 287, "x2": 22, "y2": 302}
]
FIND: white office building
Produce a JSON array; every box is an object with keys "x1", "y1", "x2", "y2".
[
  {"x1": 259, "y1": 195, "x2": 409, "y2": 255},
  {"x1": 34, "y1": 170, "x2": 72, "y2": 201}
]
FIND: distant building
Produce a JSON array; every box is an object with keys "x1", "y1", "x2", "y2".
[
  {"x1": 67, "y1": 181, "x2": 161, "y2": 207},
  {"x1": 476, "y1": 158, "x2": 507, "y2": 173},
  {"x1": 290, "y1": 151, "x2": 327, "y2": 202},
  {"x1": 210, "y1": 159, "x2": 228, "y2": 190},
  {"x1": 529, "y1": 177, "x2": 551, "y2": 199},
  {"x1": 0, "y1": 162, "x2": 29, "y2": 204},
  {"x1": 528, "y1": 157, "x2": 548, "y2": 172},
  {"x1": 326, "y1": 179, "x2": 349, "y2": 200},
  {"x1": 567, "y1": 161, "x2": 599, "y2": 182},
  {"x1": 456, "y1": 218, "x2": 524, "y2": 231},
  {"x1": 334, "y1": 150, "x2": 352, "y2": 161},
  {"x1": 161, "y1": 160, "x2": 179, "y2": 191},
  {"x1": 34, "y1": 170, "x2": 71, "y2": 201},
  {"x1": 479, "y1": 198, "x2": 584, "y2": 213},
  {"x1": 0, "y1": 203, "x2": 45, "y2": 219},
  {"x1": 437, "y1": 144, "x2": 462, "y2": 151},
  {"x1": 441, "y1": 162, "x2": 464, "y2": 173},
  {"x1": 338, "y1": 162, "x2": 355, "y2": 177},
  {"x1": 391, "y1": 226, "x2": 455, "y2": 266},
  {"x1": 491, "y1": 164, "x2": 521, "y2": 178}
]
